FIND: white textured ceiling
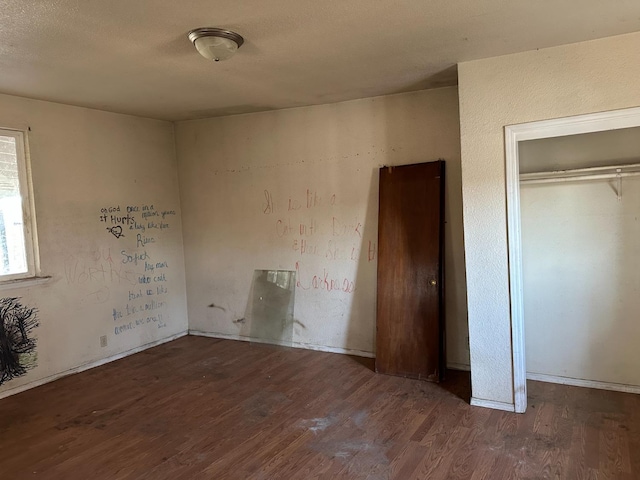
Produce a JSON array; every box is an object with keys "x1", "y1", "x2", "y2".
[{"x1": 1, "y1": 1, "x2": 640, "y2": 121}]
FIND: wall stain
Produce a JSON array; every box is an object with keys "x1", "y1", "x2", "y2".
[{"x1": 208, "y1": 303, "x2": 227, "y2": 312}]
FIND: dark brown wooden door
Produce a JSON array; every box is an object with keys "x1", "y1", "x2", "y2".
[{"x1": 376, "y1": 161, "x2": 445, "y2": 382}]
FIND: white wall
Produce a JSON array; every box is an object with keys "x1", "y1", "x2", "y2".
[
  {"x1": 519, "y1": 127, "x2": 640, "y2": 173},
  {"x1": 0, "y1": 93, "x2": 188, "y2": 398},
  {"x1": 521, "y1": 177, "x2": 640, "y2": 386},
  {"x1": 520, "y1": 130, "x2": 640, "y2": 387},
  {"x1": 175, "y1": 87, "x2": 469, "y2": 364},
  {"x1": 458, "y1": 31, "x2": 640, "y2": 407}
]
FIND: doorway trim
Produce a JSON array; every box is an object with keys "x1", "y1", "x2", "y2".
[{"x1": 505, "y1": 106, "x2": 640, "y2": 413}]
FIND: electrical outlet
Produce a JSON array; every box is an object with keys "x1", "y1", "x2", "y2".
[{"x1": 100, "y1": 335, "x2": 108, "y2": 348}]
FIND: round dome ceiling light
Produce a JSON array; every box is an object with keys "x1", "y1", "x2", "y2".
[{"x1": 188, "y1": 27, "x2": 245, "y2": 62}]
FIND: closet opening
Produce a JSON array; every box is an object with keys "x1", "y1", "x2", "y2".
[{"x1": 505, "y1": 107, "x2": 640, "y2": 413}]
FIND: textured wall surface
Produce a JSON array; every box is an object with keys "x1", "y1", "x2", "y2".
[
  {"x1": 522, "y1": 177, "x2": 640, "y2": 386},
  {"x1": 0, "y1": 93, "x2": 188, "y2": 398},
  {"x1": 176, "y1": 88, "x2": 469, "y2": 362},
  {"x1": 458, "y1": 31, "x2": 640, "y2": 406}
]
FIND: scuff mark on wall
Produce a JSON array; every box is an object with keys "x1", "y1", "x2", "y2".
[{"x1": 208, "y1": 302, "x2": 227, "y2": 312}]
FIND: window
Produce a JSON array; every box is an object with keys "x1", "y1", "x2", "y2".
[{"x1": 0, "y1": 129, "x2": 37, "y2": 281}]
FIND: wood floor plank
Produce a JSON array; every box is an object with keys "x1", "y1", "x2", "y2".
[{"x1": 1, "y1": 336, "x2": 640, "y2": 479}]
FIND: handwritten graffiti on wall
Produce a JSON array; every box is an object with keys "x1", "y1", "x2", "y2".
[
  {"x1": 99, "y1": 205, "x2": 174, "y2": 236},
  {"x1": 0, "y1": 297, "x2": 39, "y2": 386},
  {"x1": 97, "y1": 204, "x2": 176, "y2": 337},
  {"x1": 261, "y1": 188, "x2": 378, "y2": 294}
]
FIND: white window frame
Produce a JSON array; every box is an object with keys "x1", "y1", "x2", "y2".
[{"x1": 0, "y1": 128, "x2": 39, "y2": 282}]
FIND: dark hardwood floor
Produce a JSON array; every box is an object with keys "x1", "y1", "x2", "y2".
[{"x1": 1, "y1": 336, "x2": 639, "y2": 479}]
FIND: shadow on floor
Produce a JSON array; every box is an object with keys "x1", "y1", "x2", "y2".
[
  {"x1": 348, "y1": 354, "x2": 471, "y2": 404},
  {"x1": 347, "y1": 355, "x2": 376, "y2": 371},
  {"x1": 440, "y1": 369, "x2": 471, "y2": 404}
]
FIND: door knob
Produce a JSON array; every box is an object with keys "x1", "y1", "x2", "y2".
[{"x1": 429, "y1": 279, "x2": 437, "y2": 286}]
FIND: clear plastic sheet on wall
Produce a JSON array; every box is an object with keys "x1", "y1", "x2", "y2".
[{"x1": 246, "y1": 270, "x2": 295, "y2": 346}]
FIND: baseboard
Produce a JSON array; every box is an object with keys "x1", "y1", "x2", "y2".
[
  {"x1": 527, "y1": 372, "x2": 640, "y2": 395},
  {"x1": 447, "y1": 362, "x2": 471, "y2": 371},
  {"x1": 0, "y1": 331, "x2": 188, "y2": 401},
  {"x1": 470, "y1": 397, "x2": 516, "y2": 412},
  {"x1": 188, "y1": 330, "x2": 375, "y2": 358}
]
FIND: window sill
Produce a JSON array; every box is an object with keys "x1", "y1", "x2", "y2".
[{"x1": 0, "y1": 275, "x2": 52, "y2": 290}]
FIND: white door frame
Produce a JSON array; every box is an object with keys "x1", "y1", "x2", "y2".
[{"x1": 505, "y1": 106, "x2": 640, "y2": 413}]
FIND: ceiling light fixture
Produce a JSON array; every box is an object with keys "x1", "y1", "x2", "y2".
[{"x1": 188, "y1": 27, "x2": 244, "y2": 62}]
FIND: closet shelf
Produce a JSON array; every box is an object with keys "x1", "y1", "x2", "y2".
[{"x1": 520, "y1": 162, "x2": 640, "y2": 185}]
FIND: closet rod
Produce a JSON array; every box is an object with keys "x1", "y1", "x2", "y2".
[
  {"x1": 520, "y1": 162, "x2": 640, "y2": 185},
  {"x1": 521, "y1": 171, "x2": 640, "y2": 185}
]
